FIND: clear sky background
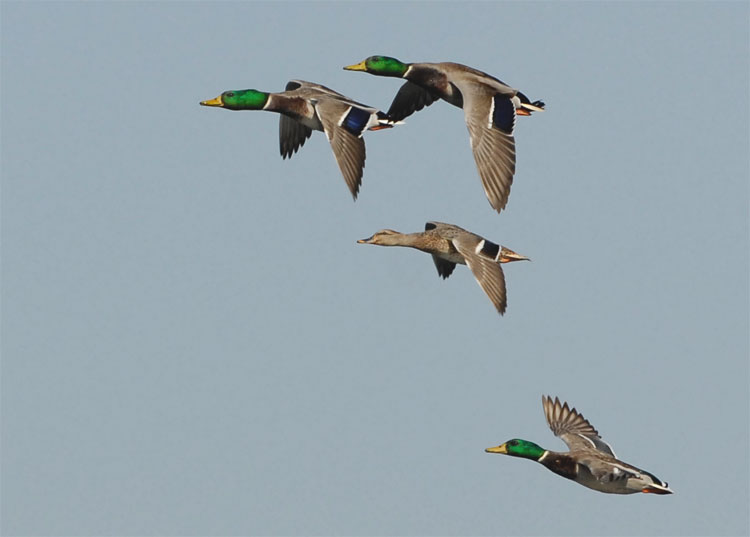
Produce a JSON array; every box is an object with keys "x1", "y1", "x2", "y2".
[{"x1": 2, "y1": 2, "x2": 748, "y2": 536}]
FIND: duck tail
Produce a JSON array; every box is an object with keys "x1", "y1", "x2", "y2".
[
  {"x1": 516, "y1": 91, "x2": 545, "y2": 116},
  {"x1": 641, "y1": 482, "x2": 673, "y2": 495},
  {"x1": 371, "y1": 111, "x2": 404, "y2": 130},
  {"x1": 528, "y1": 100, "x2": 546, "y2": 111}
]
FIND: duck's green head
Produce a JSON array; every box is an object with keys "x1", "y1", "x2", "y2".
[
  {"x1": 344, "y1": 56, "x2": 409, "y2": 77},
  {"x1": 200, "y1": 89, "x2": 269, "y2": 111},
  {"x1": 485, "y1": 439, "x2": 546, "y2": 461}
]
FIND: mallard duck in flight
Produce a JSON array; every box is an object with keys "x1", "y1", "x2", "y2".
[
  {"x1": 200, "y1": 80, "x2": 398, "y2": 199},
  {"x1": 485, "y1": 395, "x2": 673, "y2": 495},
  {"x1": 344, "y1": 56, "x2": 544, "y2": 212},
  {"x1": 358, "y1": 221, "x2": 529, "y2": 315}
]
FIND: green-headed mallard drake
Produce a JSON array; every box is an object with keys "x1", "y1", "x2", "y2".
[
  {"x1": 357, "y1": 221, "x2": 529, "y2": 315},
  {"x1": 200, "y1": 80, "x2": 398, "y2": 199},
  {"x1": 344, "y1": 56, "x2": 544, "y2": 212},
  {"x1": 485, "y1": 396, "x2": 673, "y2": 495}
]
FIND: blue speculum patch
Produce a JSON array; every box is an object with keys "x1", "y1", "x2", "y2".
[
  {"x1": 492, "y1": 95, "x2": 515, "y2": 134},
  {"x1": 342, "y1": 107, "x2": 371, "y2": 136}
]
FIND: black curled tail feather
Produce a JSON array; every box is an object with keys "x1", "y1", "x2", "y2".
[
  {"x1": 516, "y1": 90, "x2": 546, "y2": 111},
  {"x1": 376, "y1": 111, "x2": 397, "y2": 124}
]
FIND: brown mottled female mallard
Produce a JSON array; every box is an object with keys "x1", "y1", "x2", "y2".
[{"x1": 357, "y1": 221, "x2": 529, "y2": 315}]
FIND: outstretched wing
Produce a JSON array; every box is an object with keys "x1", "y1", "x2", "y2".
[
  {"x1": 316, "y1": 99, "x2": 367, "y2": 199},
  {"x1": 279, "y1": 115, "x2": 312, "y2": 159},
  {"x1": 279, "y1": 81, "x2": 313, "y2": 159},
  {"x1": 450, "y1": 234, "x2": 508, "y2": 315},
  {"x1": 542, "y1": 395, "x2": 617, "y2": 457},
  {"x1": 431, "y1": 256, "x2": 456, "y2": 279},
  {"x1": 387, "y1": 81, "x2": 440, "y2": 122},
  {"x1": 460, "y1": 91, "x2": 517, "y2": 213}
]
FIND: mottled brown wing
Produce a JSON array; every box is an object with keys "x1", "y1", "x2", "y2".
[{"x1": 451, "y1": 236, "x2": 507, "y2": 315}]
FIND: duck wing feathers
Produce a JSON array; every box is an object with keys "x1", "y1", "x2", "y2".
[
  {"x1": 316, "y1": 98, "x2": 366, "y2": 199},
  {"x1": 429, "y1": 222, "x2": 507, "y2": 315},
  {"x1": 431, "y1": 256, "x2": 457, "y2": 279},
  {"x1": 283, "y1": 80, "x2": 378, "y2": 199},
  {"x1": 278, "y1": 81, "x2": 315, "y2": 159},
  {"x1": 279, "y1": 115, "x2": 313, "y2": 159},
  {"x1": 578, "y1": 455, "x2": 641, "y2": 482},
  {"x1": 457, "y1": 83, "x2": 517, "y2": 212},
  {"x1": 542, "y1": 395, "x2": 617, "y2": 457},
  {"x1": 290, "y1": 79, "x2": 382, "y2": 113},
  {"x1": 387, "y1": 81, "x2": 440, "y2": 122},
  {"x1": 453, "y1": 237, "x2": 507, "y2": 314}
]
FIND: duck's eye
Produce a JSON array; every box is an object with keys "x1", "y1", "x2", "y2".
[
  {"x1": 226, "y1": 92, "x2": 234, "y2": 98},
  {"x1": 509, "y1": 440, "x2": 518, "y2": 446}
]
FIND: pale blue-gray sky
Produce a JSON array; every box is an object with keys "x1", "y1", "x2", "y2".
[{"x1": 2, "y1": 2, "x2": 748, "y2": 536}]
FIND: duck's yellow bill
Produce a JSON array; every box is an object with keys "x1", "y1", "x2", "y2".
[
  {"x1": 343, "y1": 61, "x2": 367, "y2": 71},
  {"x1": 200, "y1": 95, "x2": 224, "y2": 107},
  {"x1": 485, "y1": 443, "x2": 508, "y2": 454}
]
